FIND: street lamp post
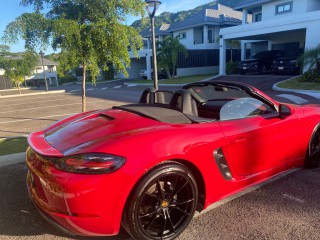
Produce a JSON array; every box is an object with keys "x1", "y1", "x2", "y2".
[
  {"x1": 39, "y1": 50, "x2": 49, "y2": 92},
  {"x1": 145, "y1": 0, "x2": 161, "y2": 90}
]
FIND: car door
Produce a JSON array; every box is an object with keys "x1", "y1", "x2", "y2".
[{"x1": 219, "y1": 97, "x2": 299, "y2": 176}]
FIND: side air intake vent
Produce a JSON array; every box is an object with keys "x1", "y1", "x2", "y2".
[{"x1": 214, "y1": 148, "x2": 233, "y2": 180}]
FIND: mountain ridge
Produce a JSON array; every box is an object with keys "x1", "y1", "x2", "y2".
[{"x1": 131, "y1": 1, "x2": 220, "y2": 32}]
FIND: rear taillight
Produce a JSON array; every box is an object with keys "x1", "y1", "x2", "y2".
[{"x1": 53, "y1": 153, "x2": 126, "y2": 174}]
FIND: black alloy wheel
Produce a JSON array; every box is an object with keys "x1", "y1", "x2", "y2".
[
  {"x1": 123, "y1": 162, "x2": 198, "y2": 240},
  {"x1": 305, "y1": 129, "x2": 320, "y2": 168}
]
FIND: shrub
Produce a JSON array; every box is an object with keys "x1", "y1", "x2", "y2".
[
  {"x1": 299, "y1": 69, "x2": 320, "y2": 83},
  {"x1": 227, "y1": 61, "x2": 239, "y2": 74},
  {"x1": 58, "y1": 75, "x2": 78, "y2": 85}
]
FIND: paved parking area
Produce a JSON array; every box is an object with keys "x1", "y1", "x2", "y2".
[
  {"x1": 0, "y1": 91, "x2": 131, "y2": 138},
  {"x1": 1, "y1": 163, "x2": 320, "y2": 240}
]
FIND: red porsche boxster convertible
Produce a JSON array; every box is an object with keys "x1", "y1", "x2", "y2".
[{"x1": 26, "y1": 81, "x2": 320, "y2": 240}]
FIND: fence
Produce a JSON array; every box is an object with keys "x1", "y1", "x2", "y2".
[{"x1": 0, "y1": 76, "x2": 12, "y2": 90}]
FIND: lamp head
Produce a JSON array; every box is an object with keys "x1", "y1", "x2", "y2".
[{"x1": 145, "y1": 0, "x2": 161, "y2": 18}]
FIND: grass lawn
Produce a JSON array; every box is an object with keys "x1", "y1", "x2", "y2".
[
  {"x1": 131, "y1": 74, "x2": 215, "y2": 84},
  {"x1": 0, "y1": 137, "x2": 28, "y2": 156},
  {"x1": 277, "y1": 76, "x2": 320, "y2": 90}
]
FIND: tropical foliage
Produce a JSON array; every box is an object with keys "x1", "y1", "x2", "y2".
[
  {"x1": 158, "y1": 36, "x2": 188, "y2": 79},
  {"x1": 3, "y1": 0, "x2": 145, "y2": 111},
  {"x1": 298, "y1": 44, "x2": 320, "y2": 83}
]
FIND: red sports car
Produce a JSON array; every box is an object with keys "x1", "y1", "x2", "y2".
[{"x1": 26, "y1": 81, "x2": 320, "y2": 240}]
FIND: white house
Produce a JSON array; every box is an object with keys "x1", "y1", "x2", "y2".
[
  {"x1": 167, "y1": 4, "x2": 242, "y2": 76},
  {"x1": 115, "y1": 24, "x2": 171, "y2": 80},
  {"x1": 25, "y1": 57, "x2": 59, "y2": 87},
  {"x1": 116, "y1": 3, "x2": 243, "y2": 79},
  {"x1": 219, "y1": 0, "x2": 320, "y2": 75},
  {"x1": 0, "y1": 56, "x2": 59, "y2": 89}
]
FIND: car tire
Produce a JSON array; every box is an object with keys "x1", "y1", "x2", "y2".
[
  {"x1": 122, "y1": 162, "x2": 198, "y2": 240},
  {"x1": 305, "y1": 128, "x2": 320, "y2": 168},
  {"x1": 260, "y1": 65, "x2": 267, "y2": 74}
]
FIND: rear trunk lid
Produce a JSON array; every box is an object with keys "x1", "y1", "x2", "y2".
[{"x1": 44, "y1": 109, "x2": 161, "y2": 154}]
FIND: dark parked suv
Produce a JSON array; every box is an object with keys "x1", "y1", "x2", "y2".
[
  {"x1": 238, "y1": 50, "x2": 285, "y2": 74},
  {"x1": 272, "y1": 50, "x2": 303, "y2": 75}
]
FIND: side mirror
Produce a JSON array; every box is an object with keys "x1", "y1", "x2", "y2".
[{"x1": 279, "y1": 104, "x2": 292, "y2": 119}]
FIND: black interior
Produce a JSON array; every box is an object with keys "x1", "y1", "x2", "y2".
[{"x1": 117, "y1": 82, "x2": 275, "y2": 124}]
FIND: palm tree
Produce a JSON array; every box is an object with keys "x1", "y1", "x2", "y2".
[
  {"x1": 158, "y1": 36, "x2": 188, "y2": 78},
  {"x1": 298, "y1": 44, "x2": 320, "y2": 71}
]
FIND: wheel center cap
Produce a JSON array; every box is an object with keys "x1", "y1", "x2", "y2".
[{"x1": 161, "y1": 200, "x2": 169, "y2": 208}]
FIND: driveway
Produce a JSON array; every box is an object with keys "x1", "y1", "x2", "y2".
[
  {"x1": 213, "y1": 74, "x2": 320, "y2": 105},
  {"x1": 213, "y1": 74, "x2": 290, "y2": 91}
]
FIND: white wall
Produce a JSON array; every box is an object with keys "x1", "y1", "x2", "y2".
[
  {"x1": 307, "y1": 0, "x2": 320, "y2": 12},
  {"x1": 173, "y1": 29, "x2": 194, "y2": 49},
  {"x1": 250, "y1": 41, "x2": 268, "y2": 54},
  {"x1": 262, "y1": 0, "x2": 307, "y2": 20},
  {"x1": 173, "y1": 26, "x2": 221, "y2": 50},
  {"x1": 270, "y1": 32, "x2": 306, "y2": 48},
  {"x1": 115, "y1": 58, "x2": 147, "y2": 79}
]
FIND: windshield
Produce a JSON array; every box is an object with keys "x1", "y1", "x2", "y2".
[{"x1": 248, "y1": 52, "x2": 267, "y2": 59}]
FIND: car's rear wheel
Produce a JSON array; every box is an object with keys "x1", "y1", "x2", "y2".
[
  {"x1": 260, "y1": 65, "x2": 267, "y2": 74},
  {"x1": 305, "y1": 128, "x2": 320, "y2": 168},
  {"x1": 123, "y1": 162, "x2": 198, "y2": 240}
]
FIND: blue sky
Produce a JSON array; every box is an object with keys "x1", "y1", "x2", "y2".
[{"x1": 0, "y1": 0, "x2": 213, "y2": 54}]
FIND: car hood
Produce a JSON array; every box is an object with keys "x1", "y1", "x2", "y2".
[{"x1": 44, "y1": 109, "x2": 163, "y2": 154}]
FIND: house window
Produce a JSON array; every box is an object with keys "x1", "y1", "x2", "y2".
[
  {"x1": 208, "y1": 28, "x2": 215, "y2": 43},
  {"x1": 276, "y1": 2, "x2": 292, "y2": 14},
  {"x1": 178, "y1": 32, "x2": 186, "y2": 39},
  {"x1": 253, "y1": 12, "x2": 262, "y2": 22}
]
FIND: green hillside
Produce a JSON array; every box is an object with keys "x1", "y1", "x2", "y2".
[{"x1": 131, "y1": 1, "x2": 218, "y2": 32}]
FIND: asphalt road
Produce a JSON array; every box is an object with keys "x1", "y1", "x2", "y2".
[
  {"x1": 1, "y1": 75, "x2": 320, "y2": 138},
  {"x1": 1, "y1": 75, "x2": 320, "y2": 239},
  {"x1": 1, "y1": 163, "x2": 320, "y2": 240}
]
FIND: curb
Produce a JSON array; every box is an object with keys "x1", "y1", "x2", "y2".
[
  {"x1": 272, "y1": 76, "x2": 320, "y2": 95},
  {"x1": 76, "y1": 79, "x2": 124, "y2": 85},
  {"x1": 0, "y1": 90, "x2": 66, "y2": 99},
  {"x1": 124, "y1": 75, "x2": 219, "y2": 87},
  {"x1": 0, "y1": 152, "x2": 25, "y2": 168},
  {"x1": 0, "y1": 87, "x2": 32, "y2": 92}
]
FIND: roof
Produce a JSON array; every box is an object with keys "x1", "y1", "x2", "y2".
[
  {"x1": 226, "y1": 0, "x2": 273, "y2": 10},
  {"x1": 37, "y1": 57, "x2": 58, "y2": 66},
  {"x1": 140, "y1": 24, "x2": 171, "y2": 38},
  {"x1": 9, "y1": 53, "x2": 58, "y2": 66},
  {"x1": 168, "y1": 4, "x2": 242, "y2": 32}
]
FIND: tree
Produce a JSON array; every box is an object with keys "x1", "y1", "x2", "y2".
[
  {"x1": 3, "y1": 0, "x2": 145, "y2": 112},
  {"x1": 0, "y1": 46, "x2": 38, "y2": 94},
  {"x1": 228, "y1": 40, "x2": 240, "y2": 62},
  {"x1": 158, "y1": 36, "x2": 188, "y2": 79}
]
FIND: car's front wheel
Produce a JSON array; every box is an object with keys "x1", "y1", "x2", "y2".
[
  {"x1": 305, "y1": 128, "x2": 320, "y2": 168},
  {"x1": 123, "y1": 162, "x2": 198, "y2": 240}
]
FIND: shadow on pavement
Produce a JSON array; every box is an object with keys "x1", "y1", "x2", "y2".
[{"x1": 0, "y1": 163, "x2": 131, "y2": 240}]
